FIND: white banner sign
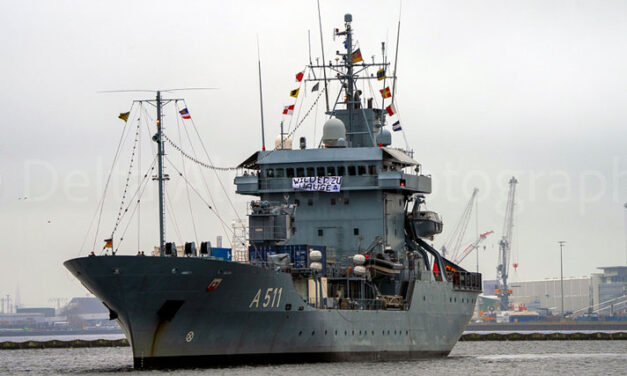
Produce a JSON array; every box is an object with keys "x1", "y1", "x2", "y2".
[{"x1": 292, "y1": 176, "x2": 342, "y2": 192}]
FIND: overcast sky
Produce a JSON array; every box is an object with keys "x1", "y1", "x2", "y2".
[{"x1": 0, "y1": 0, "x2": 625, "y2": 308}]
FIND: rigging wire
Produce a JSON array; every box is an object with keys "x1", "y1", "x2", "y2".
[
  {"x1": 174, "y1": 101, "x2": 235, "y2": 245},
  {"x1": 109, "y1": 119, "x2": 141, "y2": 239},
  {"x1": 164, "y1": 156, "x2": 237, "y2": 239},
  {"x1": 112, "y1": 157, "x2": 157, "y2": 254},
  {"x1": 164, "y1": 186, "x2": 184, "y2": 245},
  {"x1": 84, "y1": 102, "x2": 137, "y2": 253},
  {"x1": 175, "y1": 108, "x2": 199, "y2": 246}
]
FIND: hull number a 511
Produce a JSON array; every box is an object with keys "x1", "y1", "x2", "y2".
[{"x1": 249, "y1": 288, "x2": 283, "y2": 308}]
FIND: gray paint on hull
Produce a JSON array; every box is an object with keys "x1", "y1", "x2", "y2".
[{"x1": 64, "y1": 256, "x2": 478, "y2": 368}]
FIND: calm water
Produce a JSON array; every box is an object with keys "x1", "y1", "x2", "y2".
[{"x1": 0, "y1": 341, "x2": 625, "y2": 375}]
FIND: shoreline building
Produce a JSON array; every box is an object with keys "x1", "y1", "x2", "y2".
[{"x1": 482, "y1": 266, "x2": 626, "y2": 317}]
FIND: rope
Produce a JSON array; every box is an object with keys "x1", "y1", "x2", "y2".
[
  {"x1": 176, "y1": 109, "x2": 199, "y2": 246},
  {"x1": 83, "y1": 102, "x2": 137, "y2": 253},
  {"x1": 111, "y1": 157, "x2": 157, "y2": 254},
  {"x1": 164, "y1": 87, "x2": 326, "y2": 171},
  {"x1": 163, "y1": 133, "x2": 238, "y2": 171},
  {"x1": 164, "y1": 156, "x2": 237, "y2": 238},
  {"x1": 109, "y1": 119, "x2": 141, "y2": 238}
]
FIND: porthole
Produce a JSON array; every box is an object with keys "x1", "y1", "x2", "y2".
[
  {"x1": 325, "y1": 330, "x2": 328, "y2": 335},
  {"x1": 454, "y1": 297, "x2": 457, "y2": 302},
  {"x1": 312, "y1": 331, "x2": 315, "y2": 336},
  {"x1": 352, "y1": 330, "x2": 355, "y2": 336},
  {"x1": 406, "y1": 331, "x2": 409, "y2": 335},
  {"x1": 423, "y1": 296, "x2": 426, "y2": 301},
  {"x1": 345, "y1": 330, "x2": 347, "y2": 336},
  {"x1": 335, "y1": 330, "x2": 338, "y2": 335},
  {"x1": 372, "y1": 331, "x2": 374, "y2": 336},
  {"x1": 298, "y1": 331, "x2": 302, "y2": 336},
  {"x1": 450, "y1": 297, "x2": 452, "y2": 303}
]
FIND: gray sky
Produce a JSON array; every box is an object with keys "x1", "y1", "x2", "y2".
[{"x1": 0, "y1": 0, "x2": 625, "y2": 307}]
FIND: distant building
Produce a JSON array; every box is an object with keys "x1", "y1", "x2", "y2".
[
  {"x1": 483, "y1": 266, "x2": 626, "y2": 317},
  {"x1": 16, "y1": 307, "x2": 56, "y2": 318},
  {"x1": 63, "y1": 297, "x2": 114, "y2": 329}
]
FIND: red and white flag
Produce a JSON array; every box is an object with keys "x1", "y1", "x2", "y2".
[
  {"x1": 283, "y1": 104, "x2": 295, "y2": 115},
  {"x1": 295, "y1": 70, "x2": 304, "y2": 82},
  {"x1": 385, "y1": 103, "x2": 396, "y2": 116}
]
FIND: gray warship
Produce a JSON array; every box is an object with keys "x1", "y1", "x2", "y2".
[{"x1": 64, "y1": 14, "x2": 481, "y2": 369}]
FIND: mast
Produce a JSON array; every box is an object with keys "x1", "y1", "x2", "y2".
[
  {"x1": 156, "y1": 91, "x2": 166, "y2": 256},
  {"x1": 316, "y1": 0, "x2": 330, "y2": 112},
  {"x1": 257, "y1": 37, "x2": 266, "y2": 151},
  {"x1": 344, "y1": 13, "x2": 354, "y2": 143}
]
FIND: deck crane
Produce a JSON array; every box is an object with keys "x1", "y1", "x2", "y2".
[
  {"x1": 453, "y1": 230, "x2": 494, "y2": 265},
  {"x1": 441, "y1": 188, "x2": 479, "y2": 261},
  {"x1": 496, "y1": 177, "x2": 518, "y2": 311}
]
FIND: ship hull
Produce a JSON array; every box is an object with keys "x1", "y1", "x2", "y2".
[{"x1": 64, "y1": 256, "x2": 478, "y2": 369}]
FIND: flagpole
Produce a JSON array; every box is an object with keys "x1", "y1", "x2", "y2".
[
  {"x1": 156, "y1": 91, "x2": 166, "y2": 257},
  {"x1": 257, "y1": 36, "x2": 266, "y2": 151},
  {"x1": 316, "y1": 0, "x2": 330, "y2": 113}
]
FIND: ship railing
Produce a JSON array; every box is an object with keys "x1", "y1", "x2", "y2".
[
  {"x1": 449, "y1": 270, "x2": 482, "y2": 292},
  {"x1": 318, "y1": 297, "x2": 387, "y2": 311}
]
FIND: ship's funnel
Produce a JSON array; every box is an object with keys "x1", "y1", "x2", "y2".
[{"x1": 322, "y1": 117, "x2": 346, "y2": 147}]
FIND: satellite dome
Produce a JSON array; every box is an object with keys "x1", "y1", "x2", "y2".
[
  {"x1": 275, "y1": 134, "x2": 292, "y2": 150},
  {"x1": 322, "y1": 117, "x2": 346, "y2": 147}
]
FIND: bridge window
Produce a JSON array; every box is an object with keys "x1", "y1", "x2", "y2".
[
  {"x1": 317, "y1": 167, "x2": 325, "y2": 176},
  {"x1": 344, "y1": 198, "x2": 350, "y2": 205},
  {"x1": 337, "y1": 166, "x2": 345, "y2": 176},
  {"x1": 265, "y1": 169, "x2": 274, "y2": 178},
  {"x1": 327, "y1": 166, "x2": 336, "y2": 176},
  {"x1": 306, "y1": 167, "x2": 315, "y2": 176},
  {"x1": 348, "y1": 166, "x2": 356, "y2": 176},
  {"x1": 296, "y1": 168, "x2": 305, "y2": 177},
  {"x1": 358, "y1": 166, "x2": 366, "y2": 176},
  {"x1": 368, "y1": 165, "x2": 377, "y2": 175},
  {"x1": 308, "y1": 199, "x2": 313, "y2": 206},
  {"x1": 318, "y1": 229, "x2": 323, "y2": 236},
  {"x1": 354, "y1": 228, "x2": 359, "y2": 235},
  {"x1": 295, "y1": 199, "x2": 300, "y2": 206},
  {"x1": 275, "y1": 168, "x2": 285, "y2": 178},
  {"x1": 331, "y1": 198, "x2": 336, "y2": 205},
  {"x1": 286, "y1": 168, "x2": 295, "y2": 178}
]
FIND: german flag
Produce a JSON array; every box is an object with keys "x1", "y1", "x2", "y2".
[
  {"x1": 352, "y1": 48, "x2": 363, "y2": 64},
  {"x1": 380, "y1": 86, "x2": 391, "y2": 98},
  {"x1": 289, "y1": 88, "x2": 300, "y2": 98},
  {"x1": 118, "y1": 112, "x2": 130, "y2": 122}
]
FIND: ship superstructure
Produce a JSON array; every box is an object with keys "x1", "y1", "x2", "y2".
[{"x1": 64, "y1": 13, "x2": 481, "y2": 369}]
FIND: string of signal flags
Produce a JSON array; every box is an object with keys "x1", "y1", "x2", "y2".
[{"x1": 282, "y1": 59, "x2": 402, "y2": 132}]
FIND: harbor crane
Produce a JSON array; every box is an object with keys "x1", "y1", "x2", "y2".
[
  {"x1": 496, "y1": 177, "x2": 518, "y2": 311},
  {"x1": 441, "y1": 188, "x2": 479, "y2": 261},
  {"x1": 453, "y1": 230, "x2": 494, "y2": 265}
]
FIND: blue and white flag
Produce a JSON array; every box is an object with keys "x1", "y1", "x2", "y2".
[{"x1": 392, "y1": 120, "x2": 402, "y2": 132}]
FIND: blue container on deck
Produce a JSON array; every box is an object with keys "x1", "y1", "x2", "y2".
[
  {"x1": 248, "y1": 245, "x2": 276, "y2": 263},
  {"x1": 279, "y1": 244, "x2": 327, "y2": 274},
  {"x1": 210, "y1": 247, "x2": 232, "y2": 261},
  {"x1": 249, "y1": 244, "x2": 326, "y2": 274}
]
